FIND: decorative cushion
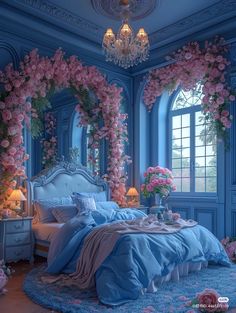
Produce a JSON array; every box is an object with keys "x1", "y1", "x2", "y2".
[
  {"x1": 72, "y1": 195, "x2": 97, "y2": 215},
  {"x1": 95, "y1": 201, "x2": 119, "y2": 211},
  {"x1": 51, "y1": 205, "x2": 78, "y2": 223},
  {"x1": 72, "y1": 191, "x2": 107, "y2": 202},
  {"x1": 34, "y1": 196, "x2": 73, "y2": 223}
]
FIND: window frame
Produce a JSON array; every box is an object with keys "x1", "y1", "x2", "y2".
[{"x1": 168, "y1": 91, "x2": 218, "y2": 197}]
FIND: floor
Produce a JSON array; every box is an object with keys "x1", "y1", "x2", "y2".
[
  {"x1": 1, "y1": 259, "x2": 236, "y2": 313},
  {"x1": 0, "y1": 258, "x2": 57, "y2": 313}
]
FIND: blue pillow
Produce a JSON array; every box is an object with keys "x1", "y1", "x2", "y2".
[
  {"x1": 91, "y1": 207, "x2": 115, "y2": 225},
  {"x1": 34, "y1": 196, "x2": 73, "y2": 223},
  {"x1": 73, "y1": 191, "x2": 107, "y2": 202},
  {"x1": 72, "y1": 195, "x2": 97, "y2": 214},
  {"x1": 95, "y1": 201, "x2": 119, "y2": 211},
  {"x1": 51, "y1": 205, "x2": 78, "y2": 223}
]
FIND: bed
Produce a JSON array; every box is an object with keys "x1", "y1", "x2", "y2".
[{"x1": 27, "y1": 162, "x2": 231, "y2": 306}]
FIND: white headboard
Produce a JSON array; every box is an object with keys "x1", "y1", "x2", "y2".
[{"x1": 27, "y1": 162, "x2": 110, "y2": 216}]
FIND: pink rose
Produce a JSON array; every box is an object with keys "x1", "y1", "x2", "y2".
[
  {"x1": 197, "y1": 289, "x2": 219, "y2": 313},
  {"x1": 0, "y1": 140, "x2": 10, "y2": 148}
]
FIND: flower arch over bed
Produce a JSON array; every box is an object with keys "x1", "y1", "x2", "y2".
[
  {"x1": 143, "y1": 37, "x2": 235, "y2": 142},
  {"x1": 0, "y1": 49, "x2": 130, "y2": 206}
]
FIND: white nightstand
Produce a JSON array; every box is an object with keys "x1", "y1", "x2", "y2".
[{"x1": 0, "y1": 217, "x2": 34, "y2": 263}]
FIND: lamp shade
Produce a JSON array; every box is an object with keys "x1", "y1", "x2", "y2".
[
  {"x1": 126, "y1": 187, "x2": 139, "y2": 197},
  {"x1": 8, "y1": 189, "x2": 26, "y2": 201}
]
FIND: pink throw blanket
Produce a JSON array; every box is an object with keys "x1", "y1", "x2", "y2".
[{"x1": 72, "y1": 216, "x2": 197, "y2": 289}]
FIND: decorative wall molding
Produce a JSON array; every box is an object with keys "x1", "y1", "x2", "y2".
[
  {"x1": 232, "y1": 212, "x2": 236, "y2": 236},
  {"x1": 194, "y1": 208, "x2": 216, "y2": 235},
  {"x1": 12, "y1": 0, "x2": 100, "y2": 36},
  {"x1": 0, "y1": 41, "x2": 20, "y2": 69},
  {"x1": 91, "y1": 0, "x2": 157, "y2": 21}
]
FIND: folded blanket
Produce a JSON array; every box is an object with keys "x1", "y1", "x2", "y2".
[{"x1": 72, "y1": 216, "x2": 197, "y2": 289}]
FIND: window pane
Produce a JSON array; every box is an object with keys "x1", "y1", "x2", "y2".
[
  {"x1": 173, "y1": 128, "x2": 181, "y2": 139},
  {"x1": 173, "y1": 178, "x2": 181, "y2": 192},
  {"x1": 195, "y1": 167, "x2": 205, "y2": 177},
  {"x1": 182, "y1": 157, "x2": 190, "y2": 167},
  {"x1": 195, "y1": 146, "x2": 205, "y2": 157},
  {"x1": 206, "y1": 145, "x2": 216, "y2": 156},
  {"x1": 182, "y1": 168, "x2": 190, "y2": 177},
  {"x1": 195, "y1": 125, "x2": 205, "y2": 136},
  {"x1": 172, "y1": 149, "x2": 181, "y2": 158},
  {"x1": 172, "y1": 158, "x2": 181, "y2": 168},
  {"x1": 195, "y1": 111, "x2": 205, "y2": 126},
  {"x1": 172, "y1": 138, "x2": 181, "y2": 149},
  {"x1": 182, "y1": 138, "x2": 190, "y2": 148},
  {"x1": 195, "y1": 157, "x2": 205, "y2": 167},
  {"x1": 206, "y1": 177, "x2": 216, "y2": 192},
  {"x1": 195, "y1": 178, "x2": 205, "y2": 192},
  {"x1": 206, "y1": 156, "x2": 216, "y2": 166},
  {"x1": 172, "y1": 168, "x2": 181, "y2": 178},
  {"x1": 182, "y1": 127, "x2": 190, "y2": 138},
  {"x1": 172, "y1": 116, "x2": 181, "y2": 129},
  {"x1": 182, "y1": 178, "x2": 190, "y2": 192},
  {"x1": 206, "y1": 167, "x2": 216, "y2": 177},
  {"x1": 195, "y1": 136, "x2": 205, "y2": 146},
  {"x1": 182, "y1": 148, "x2": 190, "y2": 158},
  {"x1": 182, "y1": 114, "x2": 190, "y2": 127}
]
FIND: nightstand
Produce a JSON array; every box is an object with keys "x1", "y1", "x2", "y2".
[{"x1": 0, "y1": 217, "x2": 34, "y2": 263}]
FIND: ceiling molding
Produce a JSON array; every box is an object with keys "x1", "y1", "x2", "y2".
[{"x1": 149, "y1": 0, "x2": 236, "y2": 48}]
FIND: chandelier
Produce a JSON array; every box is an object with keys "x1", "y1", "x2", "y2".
[{"x1": 102, "y1": 0, "x2": 150, "y2": 69}]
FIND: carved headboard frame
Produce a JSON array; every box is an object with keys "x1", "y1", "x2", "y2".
[{"x1": 27, "y1": 162, "x2": 110, "y2": 216}]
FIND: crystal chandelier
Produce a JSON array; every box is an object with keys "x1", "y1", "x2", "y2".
[{"x1": 102, "y1": 0, "x2": 150, "y2": 69}]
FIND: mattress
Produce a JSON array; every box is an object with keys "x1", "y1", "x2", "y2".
[{"x1": 33, "y1": 222, "x2": 64, "y2": 242}]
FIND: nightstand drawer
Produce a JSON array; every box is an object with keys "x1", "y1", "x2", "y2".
[
  {"x1": 6, "y1": 245, "x2": 31, "y2": 261},
  {"x1": 5, "y1": 220, "x2": 30, "y2": 233},
  {"x1": 6, "y1": 232, "x2": 31, "y2": 246}
]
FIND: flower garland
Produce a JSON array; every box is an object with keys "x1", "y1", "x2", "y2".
[
  {"x1": 41, "y1": 112, "x2": 57, "y2": 169},
  {"x1": 0, "y1": 49, "x2": 129, "y2": 206},
  {"x1": 143, "y1": 37, "x2": 235, "y2": 141}
]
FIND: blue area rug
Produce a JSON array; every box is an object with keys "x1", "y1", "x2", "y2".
[{"x1": 23, "y1": 264, "x2": 236, "y2": 313}]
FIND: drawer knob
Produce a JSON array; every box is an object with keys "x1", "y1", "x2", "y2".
[
  {"x1": 14, "y1": 224, "x2": 22, "y2": 229},
  {"x1": 15, "y1": 238, "x2": 22, "y2": 243},
  {"x1": 15, "y1": 250, "x2": 23, "y2": 256}
]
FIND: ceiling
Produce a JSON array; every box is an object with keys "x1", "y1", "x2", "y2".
[{"x1": 4, "y1": 0, "x2": 236, "y2": 50}]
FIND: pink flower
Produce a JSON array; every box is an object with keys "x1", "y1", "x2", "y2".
[
  {"x1": 197, "y1": 289, "x2": 220, "y2": 313},
  {"x1": 0, "y1": 140, "x2": 10, "y2": 148}
]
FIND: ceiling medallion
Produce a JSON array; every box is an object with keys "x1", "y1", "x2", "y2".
[{"x1": 91, "y1": 0, "x2": 157, "y2": 21}]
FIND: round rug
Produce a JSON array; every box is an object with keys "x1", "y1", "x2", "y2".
[{"x1": 23, "y1": 264, "x2": 236, "y2": 313}]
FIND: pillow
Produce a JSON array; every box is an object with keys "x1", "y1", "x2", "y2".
[
  {"x1": 95, "y1": 201, "x2": 119, "y2": 211},
  {"x1": 51, "y1": 205, "x2": 78, "y2": 223},
  {"x1": 34, "y1": 196, "x2": 73, "y2": 223},
  {"x1": 72, "y1": 195, "x2": 97, "y2": 215},
  {"x1": 72, "y1": 191, "x2": 107, "y2": 202}
]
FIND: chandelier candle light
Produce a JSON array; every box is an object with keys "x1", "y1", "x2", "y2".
[{"x1": 102, "y1": 0, "x2": 149, "y2": 69}]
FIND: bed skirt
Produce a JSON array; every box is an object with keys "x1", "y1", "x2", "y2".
[
  {"x1": 34, "y1": 239, "x2": 49, "y2": 258},
  {"x1": 144, "y1": 261, "x2": 208, "y2": 293}
]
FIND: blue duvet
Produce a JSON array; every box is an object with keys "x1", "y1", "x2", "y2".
[{"x1": 47, "y1": 208, "x2": 230, "y2": 306}]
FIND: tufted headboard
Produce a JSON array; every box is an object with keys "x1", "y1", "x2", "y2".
[{"x1": 27, "y1": 162, "x2": 110, "y2": 216}]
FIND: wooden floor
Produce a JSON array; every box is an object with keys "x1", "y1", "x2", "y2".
[{"x1": 0, "y1": 258, "x2": 57, "y2": 313}]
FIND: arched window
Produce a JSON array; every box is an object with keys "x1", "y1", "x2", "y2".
[{"x1": 169, "y1": 84, "x2": 217, "y2": 193}]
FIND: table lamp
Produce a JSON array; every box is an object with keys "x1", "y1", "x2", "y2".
[
  {"x1": 126, "y1": 187, "x2": 139, "y2": 207},
  {"x1": 8, "y1": 189, "x2": 26, "y2": 216}
]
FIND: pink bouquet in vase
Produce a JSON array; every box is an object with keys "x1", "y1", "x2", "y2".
[{"x1": 141, "y1": 166, "x2": 176, "y2": 199}]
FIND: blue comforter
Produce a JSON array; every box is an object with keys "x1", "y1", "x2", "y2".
[{"x1": 47, "y1": 208, "x2": 230, "y2": 306}]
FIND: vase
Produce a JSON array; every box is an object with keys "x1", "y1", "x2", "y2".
[{"x1": 154, "y1": 194, "x2": 164, "y2": 207}]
